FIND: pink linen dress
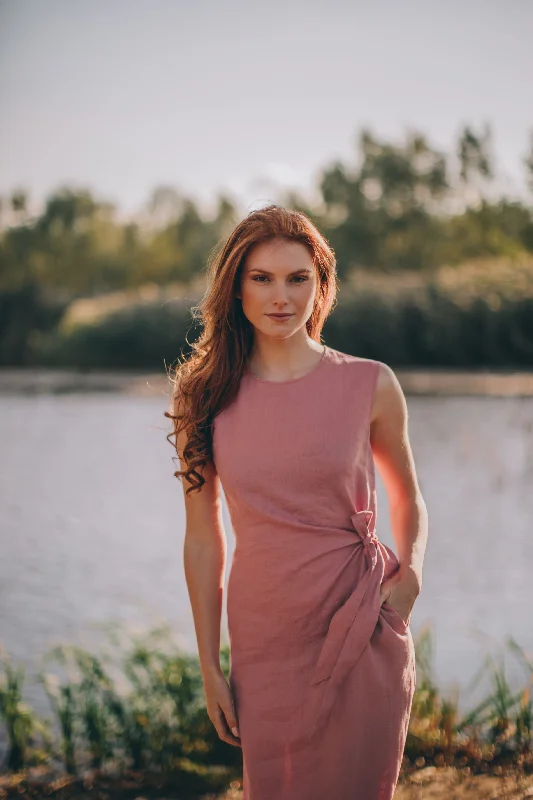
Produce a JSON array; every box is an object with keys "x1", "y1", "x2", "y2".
[{"x1": 211, "y1": 345, "x2": 416, "y2": 799}]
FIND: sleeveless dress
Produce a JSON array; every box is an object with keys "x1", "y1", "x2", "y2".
[{"x1": 211, "y1": 345, "x2": 416, "y2": 800}]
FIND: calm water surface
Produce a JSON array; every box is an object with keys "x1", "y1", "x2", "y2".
[{"x1": 1, "y1": 391, "x2": 532, "y2": 720}]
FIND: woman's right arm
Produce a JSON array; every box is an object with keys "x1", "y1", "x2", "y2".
[{"x1": 174, "y1": 401, "x2": 241, "y2": 748}]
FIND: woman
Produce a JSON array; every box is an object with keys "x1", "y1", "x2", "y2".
[{"x1": 166, "y1": 205, "x2": 428, "y2": 800}]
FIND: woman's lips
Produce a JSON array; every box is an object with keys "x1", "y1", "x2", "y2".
[{"x1": 267, "y1": 313, "x2": 293, "y2": 319}]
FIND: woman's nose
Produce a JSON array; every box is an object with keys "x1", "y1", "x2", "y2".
[{"x1": 271, "y1": 282, "x2": 290, "y2": 303}]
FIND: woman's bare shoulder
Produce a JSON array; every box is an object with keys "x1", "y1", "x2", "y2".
[{"x1": 371, "y1": 360, "x2": 407, "y2": 425}]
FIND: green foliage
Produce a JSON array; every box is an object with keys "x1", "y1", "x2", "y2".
[
  {"x1": 39, "y1": 297, "x2": 201, "y2": 370},
  {"x1": 1, "y1": 124, "x2": 533, "y2": 368},
  {"x1": 324, "y1": 285, "x2": 533, "y2": 369},
  {"x1": 303, "y1": 125, "x2": 533, "y2": 276},
  {"x1": 22, "y1": 276, "x2": 533, "y2": 370},
  {"x1": 0, "y1": 649, "x2": 51, "y2": 771},
  {"x1": 33, "y1": 625, "x2": 242, "y2": 779},
  {"x1": 405, "y1": 627, "x2": 533, "y2": 770},
  {"x1": 0, "y1": 625, "x2": 531, "y2": 787},
  {"x1": 0, "y1": 283, "x2": 68, "y2": 367},
  {"x1": 0, "y1": 188, "x2": 238, "y2": 295}
]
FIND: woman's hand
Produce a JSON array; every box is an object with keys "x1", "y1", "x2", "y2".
[
  {"x1": 203, "y1": 666, "x2": 241, "y2": 748},
  {"x1": 380, "y1": 566, "x2": 421, "y2": 626}
]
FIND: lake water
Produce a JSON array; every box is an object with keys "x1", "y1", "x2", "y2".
[{"x1": 1, "y1": 389, "x2": 532, "y2": 724}]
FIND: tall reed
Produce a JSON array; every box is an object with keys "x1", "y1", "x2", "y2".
[{"x1": 0, "y1": 623, "x2": 531, "y2": 784}]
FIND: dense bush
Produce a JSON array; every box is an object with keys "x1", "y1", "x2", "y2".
[
  {"x1": 0, "y1": 284, "x2": 68, "y2": 367},
  {"x1": 28, "y1": 274, "x2": 533, "y2": 370},
  {"x1": 324, "y1": 291, "x2": 533, "y2": 368},
  {"x1": 38, "y1": 299, "x2": 201, "y2": 370}
]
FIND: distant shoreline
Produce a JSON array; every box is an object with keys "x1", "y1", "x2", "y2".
[{"x1": 1, "y1": 368, "x2": 533, "y2": 396}]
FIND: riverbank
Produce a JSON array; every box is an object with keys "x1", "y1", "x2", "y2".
[
  {"x1": 1, "y1": 626, "x2": 532, "y2": 799},
  {"x1": 394, "y1": 766, "x2": 533, "y2": 799},
  {"x1": 1, "y1": 368, "x2": 533, "y2": 396},
  {"x1": 1, "y1": 764, "x2": 533, "y2": 799}
]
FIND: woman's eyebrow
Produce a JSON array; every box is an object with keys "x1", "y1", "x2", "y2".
[{"x1": 247, "y1": 267, "x2": 313, "y2": 275}]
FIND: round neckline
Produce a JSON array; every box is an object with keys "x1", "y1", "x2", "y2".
[{"x1": 246, "y1": 345, "x2": 328, "y2": 385}]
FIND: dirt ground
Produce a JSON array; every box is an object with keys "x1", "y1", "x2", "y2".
[
  {"x1": 2, "y1": 766, "x2": 533, "y2": 799},
  {"x1": 213, "y1": 768, "x2": 533, "y2": 800},
  {"x1": 394, "y1": 767, "x2": 533, "y2": 799}
]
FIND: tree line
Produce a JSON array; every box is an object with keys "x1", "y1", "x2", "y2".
[{"x1": 1, "y1": 123, "x2": 532, "y2": 368}]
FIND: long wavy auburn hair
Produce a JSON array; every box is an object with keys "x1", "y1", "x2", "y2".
[{"x1": 164, "y1": 204, "x2": 338, "y2": 495}]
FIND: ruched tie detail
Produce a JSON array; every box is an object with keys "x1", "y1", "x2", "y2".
[
  {"x1": 350, "y1": 509, "x2": 379, "y2": 556},
  {"x1": 306, "y1": 508, "x2": 386, "y2": 734}
]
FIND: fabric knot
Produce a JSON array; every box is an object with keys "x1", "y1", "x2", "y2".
[{"x1": 350, "y1": 509, "x2": 378, "y2": 551}]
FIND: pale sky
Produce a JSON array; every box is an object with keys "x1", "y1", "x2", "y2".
[{"x1": 1, "y1": 0, "x2": 532, "y2": 216}]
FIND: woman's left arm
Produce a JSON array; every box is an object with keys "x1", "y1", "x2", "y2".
[{"x1": 370, "y1": 362, "x2": 429, "y2": 622}]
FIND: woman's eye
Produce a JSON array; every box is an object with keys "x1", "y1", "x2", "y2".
[{"x1": 251, "y1": 275, "x2": 308, "y2": 283}]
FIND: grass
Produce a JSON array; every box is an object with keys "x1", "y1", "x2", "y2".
[{"x1": 0, "y1": 623, "x2": 531, "y2": 798}]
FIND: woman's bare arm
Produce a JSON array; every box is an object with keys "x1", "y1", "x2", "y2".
[
  {"x1": 370, "y1": 362, "x2": 428, "y2": 617},
  {"x1": 171, "y1": 393, "x2": 241, "y2": 745},
  {"x1": 178, "y1": 437, "x2": 226, "y2": 678}
]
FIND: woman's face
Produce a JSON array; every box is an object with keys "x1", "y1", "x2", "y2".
[{"x1": 237, "y1": 238, "x2": 318, "y2": 339}]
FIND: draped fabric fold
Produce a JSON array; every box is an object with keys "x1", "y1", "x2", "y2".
[{"x1": 307, "y1": 509, "x2": 387, "y2": 733}]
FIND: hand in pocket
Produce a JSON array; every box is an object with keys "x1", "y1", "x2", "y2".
[{"x1": 380, "y1": 569, "x2": 420, "y2": 626}]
